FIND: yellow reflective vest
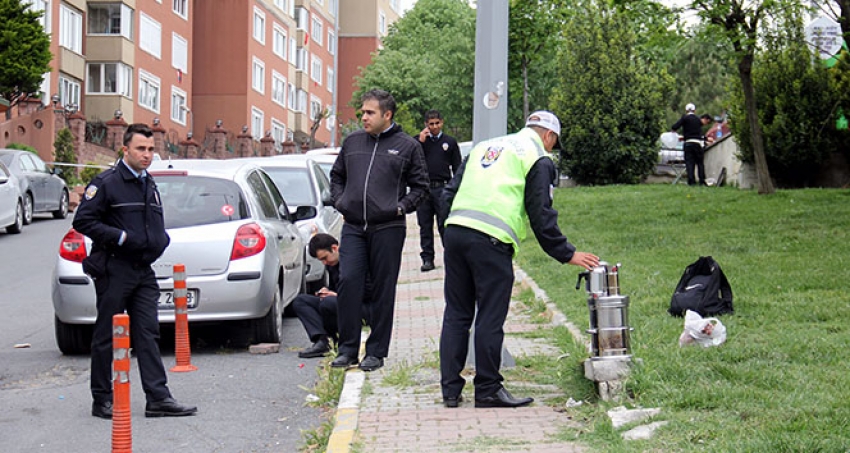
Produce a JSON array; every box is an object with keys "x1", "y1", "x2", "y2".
[{"x1": 445, "y1": 128, "x2": 551, "y2": 257}]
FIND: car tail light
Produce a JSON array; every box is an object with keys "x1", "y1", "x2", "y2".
[
  {"x1": 231, "y1": 223, "x2": 267, "y2": 260},
  {"x1": 59, "y1": 229, "x2": 87, "y2": 263}
]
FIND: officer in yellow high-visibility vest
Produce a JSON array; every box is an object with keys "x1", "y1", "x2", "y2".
[{"x1": 438, "y1": 111, "x2": 600, "y2": 409}]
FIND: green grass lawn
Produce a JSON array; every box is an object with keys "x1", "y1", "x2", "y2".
[{"x1": 515, "y1": 184, "x2": 850, "y2": 452}]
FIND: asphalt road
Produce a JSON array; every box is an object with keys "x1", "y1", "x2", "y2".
[{"x1": 0, "y1": 213, "x2": 325, "y2": 453}]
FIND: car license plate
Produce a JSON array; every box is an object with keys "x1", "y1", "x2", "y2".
[{"x1": 158, "y1": 290, "x2": 197, "y2": 309}]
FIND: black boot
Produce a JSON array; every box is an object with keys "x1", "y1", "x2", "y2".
[
  {"x1": 298, "y1": 337, "x2": 330, "y2": 358},
  {"x1": 421, "y1": 259, "x2": 435, "y2": 272}
]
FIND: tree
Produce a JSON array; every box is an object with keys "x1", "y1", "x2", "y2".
[
  {"x1": 508, "y1": 0, "x2": 563, "y2": 126},
  {"x1": 353, "y1": 0, "x2": 476, "y2": 139},
  {"x1": 688, "y1": 0, "x2": 807, "y2": 194},
  {"x1": 309, "y1": 107, "x2": 330, "y2": 149},
  {"x1": 53, "y1": 128, "x2": 78, "y2": 186},
  {"x1": 729, "y1": 18, "x2": 845, "y2": 187},
  {"x1": 0, "y1": 0, "x2": 52, "y2": 117},
  {"x1": 551, "y1": 0, "x2": 672, "y2": 185}
]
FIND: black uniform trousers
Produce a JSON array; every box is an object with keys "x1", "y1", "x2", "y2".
[
  {"x1": 440, "y1": 225, "x2": 514, "y2": 399},
  {"x1": 91, "y1": 258, "x2": 171, "y2": 404},
  {"x1": 336, "y1": 222, "x2": 405, "y2": 359},
  {"x1": 293, "y1": 294, "x2": 339, "y2": 343},
  {"x1": 683, "y1": 142, "x2": 706, "y2": 186},
  {"x1": 416, "y1": 184, "x2": 447, "y2": 261}
]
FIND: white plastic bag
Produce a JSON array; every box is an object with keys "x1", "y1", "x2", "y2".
[
  {"x1": 660, "y1": 132, "x2": 680, "y2": 149},
  {"x1": 678, "y1": 309, "x2": 726, "y2": 347}
]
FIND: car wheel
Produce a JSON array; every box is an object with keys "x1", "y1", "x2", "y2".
[
  {"x1": 23, "y1": 193, "x2": 33, "y2": 225},
  {"x1": 6, "y1": 200, "x2": 23, "y2": 234},
  {"x1": 55, "y1": 316, "x2": 93, "y2": 355},
  {"x1": 253, "y1": 284, "x2": 282, "y2": 344},
  {"x1": 53, "y1": 190, "x2": 69, "y2": 219}
]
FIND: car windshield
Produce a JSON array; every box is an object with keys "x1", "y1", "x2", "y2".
[
  {"x1": 155, "y1": 175, "x2": 249, "y2": 229},
  {"x1": 0, "y1": 154, "x2": 12, "y2": 166},
  {"x1": 261, "y1": 167, "x2": 316, "y2": 206}
]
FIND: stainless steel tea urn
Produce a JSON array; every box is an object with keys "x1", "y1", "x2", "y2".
[{"x1": 576, "y1": 262, "x2": 632, "y2": 360}]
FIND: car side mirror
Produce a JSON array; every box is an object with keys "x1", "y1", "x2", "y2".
[
  {"x1": 293, "y1": 205, "x2": 317, "y2": 221},
  {"x1": 0, "y1": 174, "x2": 8, "y2": 184}
]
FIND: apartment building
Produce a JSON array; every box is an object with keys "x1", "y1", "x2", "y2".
[
  {"x1": 193, "y1": 0, "x2": 338, "y2": 152},
  {"x1": 336, "y1": 0, "x2": 401, "y2": 144},
  {"x1": 11, "y1": 0, "x2": 400, "y2": 156}
]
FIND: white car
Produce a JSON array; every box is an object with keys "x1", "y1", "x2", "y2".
[
  {"x1": 242, "y1": 155, "x2": 343, "y2": 292},
  {"x1": 52, "y1": 160, "x2": 307, "y2": 354},
  {"x1": 0, "y1": 161, "x2": 24, "y2": 234}
]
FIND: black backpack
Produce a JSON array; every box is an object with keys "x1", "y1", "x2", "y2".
[{"x1": 669, "y1": 256, "x2": 734, "y2": 317}]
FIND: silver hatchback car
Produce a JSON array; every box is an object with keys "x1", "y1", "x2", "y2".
[
  {"x1": 52, "y1": 159, "x2": 307, "y2": 354},
  {"x1": 241, "y1": 155, "x2": 343, "y2": 292}
]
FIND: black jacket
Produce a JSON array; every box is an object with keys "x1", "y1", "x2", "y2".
[
  {"x1": 73, "y1": 161, "x2": 170, "y2": 266},
  {"x1": 671, "y1": 113, "x2": 705, "y2": 140},
  {"x1": 331, "y1": 123, "x2": 429, "y2": 228},
  {"x1": 417, "y1": 132, "x2": 462, "y2": 182}
]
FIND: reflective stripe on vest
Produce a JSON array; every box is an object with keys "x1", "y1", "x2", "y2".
[{"x1": 448, "y1": 209, "x2": 520, "y2": 245}]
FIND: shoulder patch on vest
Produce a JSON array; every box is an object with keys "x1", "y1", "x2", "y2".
[
  {"x1": 480, "y1": 146, "x2": 503, "y2": 168},
  {"x1": 85, "y1": 185, "x2": 98, "y2": 200}
]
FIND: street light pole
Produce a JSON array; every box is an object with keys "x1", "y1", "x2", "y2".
[
  {"x1": 473, "y1": 0, "x2": 509, "y2": 144},
  {"x1": 181, "y1": 105, "x2": 194, "y2": 139}
]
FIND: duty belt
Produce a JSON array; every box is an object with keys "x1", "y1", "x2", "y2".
[{"x1": 430, "y1": 180, "x2": 446, "y2": 188}]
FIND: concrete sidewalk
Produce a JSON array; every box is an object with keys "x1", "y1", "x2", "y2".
[{"x1": 327, "y1": 218, "x2": 587, "y2": 452}]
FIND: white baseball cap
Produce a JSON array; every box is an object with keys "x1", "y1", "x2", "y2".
[
  {"x1": 525, "y1": 110, "x2": 563, "y2": 150},
  {"x1": 685, "y1": 103, "x2": 696, "y2": 112}
]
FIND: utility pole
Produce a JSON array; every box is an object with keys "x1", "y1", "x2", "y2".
[{"x1": 472, "y1": 0, "x2": 509, "y2": 144}]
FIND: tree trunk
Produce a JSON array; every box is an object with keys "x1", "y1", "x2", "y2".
[
  {"x1": 522, "y1": 58, "x2": 530, "y2": 121},
  {"x1": 738, "y1": 54, "x2": 775, "y2": 194}
]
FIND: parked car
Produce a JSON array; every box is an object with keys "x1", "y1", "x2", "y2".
[
  {"x1": 241, "y1": 156, "x2": 343, "y2": 293},
  {"x1": 0, "y1": 161, "x2": 24, "y2": 234},
  {"x1": 52, "y1": 159, "x2": 307, "y2": 354},
  {"x1": 300, "y1": 147, "x2": 340, "y2": 180},
  {"x1": 0, "y1": 149, "x2": 69, "y2": 224}
]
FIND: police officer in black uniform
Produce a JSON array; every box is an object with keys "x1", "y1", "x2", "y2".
[
  {"x1": 415, "y1": 110, "x2": 462, "y2": 272},
  {"x1": 74, "y1": 123, "x2": 197, "y2": 419}
]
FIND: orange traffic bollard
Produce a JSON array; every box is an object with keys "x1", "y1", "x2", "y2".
[
  {"x1": 170, "y1": 264, "x2": 197, "y2": 372},
  {"x1": 112, "y1": 314, "x2": 132, "y2": 453}
]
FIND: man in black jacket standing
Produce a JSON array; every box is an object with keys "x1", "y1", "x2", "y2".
[
  {"x1": 415, "y1": 110, "x2": 461, "y2": 272},
  {"x1": 330, "y1": 89, "x2": 429, "y2": 371},
  {"x1": 671, "y1": 103, "x2": 710, "y2": 186},
  {"x1": 74, "y1": 123, "x2": 196, "y2": 419}
]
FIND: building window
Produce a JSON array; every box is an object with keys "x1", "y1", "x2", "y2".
[
  {"x1": 295, "y1": 7, "x2": 308, "y2": 31},
  {"x1": 390, "y1": 0, "x2": 399, "y2": 13},
  {"x1": 58, "y1": 76, "x2": 81, "y2": 108},
  {"x1": 311, "y1": 56, "x2": 322, "y2": 84},
  {"x1": 251, "y1": 107, "x2": 264, "y2": 140},
  {"x1": 171, "y1": 88, "x2": 187, "y2": 125},
  {"x1": 271, "y1": 119, "x2": 286, "y2": 153},
  {"x1": 273, "y1": 24, "x2": 287, "y2": 61},
  {"x1": 87, "y1": 3, "x2": 132, "y2": 38},
  {"x1": 252, "y1": 58, "x2": 265, "y2": 94},
  {"x1": 297, "y1": 89, "x2": 307, "y2": 113},
  {"x1": 328, "y1": 0, "x2": 337, "y2": 16},
  {"x1": 274, "y1": 0, "x2": 288, "y2": 13},
  {"x1": 24, "y1": 0, "x2": 51, "y2": 32},
  {"x1": 59, "y1": 4, "x2": 82, "y2": 54},
  {"x1": 289, "y1": 37, "x2": 297, "y2": 65},
  {"x1": 326, "y1": 106, "x2": 335, "y2": 131},
  {"x1": 296, "y1": 48, "x2": 308, "y2": 72},
  {"x1": 310, "y1": 96, "x2": 322, "y2": 121},
  {"x1": 138, "y1": 71, "x2": 161, "y2": 113},
  {"x1": 379, "y1": 10, "x2": 387, "y2": 36},
  {"x1": 173, "y1": 0, "x2": 188, "y2": 19},
  {"x1": 287, "y1": 83, "x2": 296, "y2": 111},
  {"x1": 311, "y1": 17, "x2": 323, "y2": 45},
  {"x1": 87, "y1": 62, "x2": 132, "y2": 97},
  {"x1": 139, "y1": 13, "x2": 162, "y2": 59},
  {"x1": 272, "y1": 71, "x2": 286, "y2": 106},
  {"x1": 328, "y1": 30, "x2": 335, "y2": 55},
  {"x1": 253, "y1": 8, "x2": 265, "y2": 44},
  {"x1": 172, "y1": 33, "x2": 188, "y2": 73},
  {"x1": 327, "y1": 67, "x2": 334, "y2": 94}
]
